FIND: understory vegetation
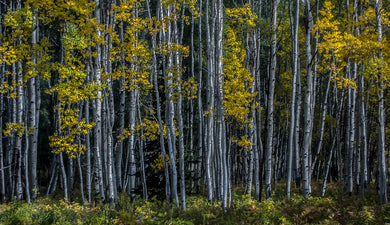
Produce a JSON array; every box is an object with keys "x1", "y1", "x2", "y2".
[{"x1": 0, "y1": 182, "x2": 389, "y2": 225}]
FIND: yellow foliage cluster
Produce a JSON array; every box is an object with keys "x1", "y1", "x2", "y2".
[
  {"x1": 141, "y1": 118, "x2": 161, "y2": 141},
  {"x1": 151, "y1": 153, "x2": 170, "y2": 171},
  {"x1": 50, "y1": 109, "x2": 95, "y2": 158},
  {"x1": 232, "y1": 135, "x2": 253, "y2": 151},
  {"x1": 111, "y1": 0, "x2": 153, "y2": 92},
  {"x1": 46, "y1": 23, "x2": 99, "y2": 158},
  {"x1": 314, "y1": 0, "x2": 390, "y2": 89},
  {"x1": 182, "y1": 77, "x2": 198, "y2": 100},
  {"x1": 223, "y1": 29, "x2": 256, "y2": 126},
  {"x1": 118, "y1": 118, "x2": 167, "y2": 142},
  {"x1": 3, "y1": 123, "x2": 25, "y2": 137},
  {"x1": 225, "y1": 4, "x2": 257, "y2": 28}
]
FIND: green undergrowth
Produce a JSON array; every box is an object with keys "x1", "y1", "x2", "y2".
[{"x1": 0, "y1": 182, "x2": 389, "y2": 224}]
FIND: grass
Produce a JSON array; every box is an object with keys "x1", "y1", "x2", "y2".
[{"x1": 0, "y1": 182, "x2": 389, "y2": 224}]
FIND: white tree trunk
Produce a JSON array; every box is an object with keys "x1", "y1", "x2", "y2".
[
  {"x1": 287, "y1": 0, "x2": 299, "y2": 198},
  {"x1": 302, "y1": 0, "x2": 314, "y2": 198},
  {"x1": 265, "y1": 0, "x2": 279, "y2": 199}
]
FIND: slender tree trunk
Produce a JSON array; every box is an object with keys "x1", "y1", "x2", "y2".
[
  {"x1": 105, "y1": 96, "x2": 115, "y2": 206},
  {"x1": 215, "y1": 0, "x2": 227, "y2": 210},
  {"x1": 69, "y1": 157, "x2": 75, "y2": 201},
  {"x1": 321, "y1": 136, "x2": 336, "y2": 197},
  {"x1": 128, "y1": 88, "x2": 137, "y2": 200},
  {"x1": 137, "y1": 105, "x2": 148, "y2": 201},
  {"x1": 196, "y1": 0, "x2": 203, "y2": 194},
  {"x1": 173, "y1": 8, "x2": 186, "y2": 209},
  {"x1": 294, "y1": 60, "x2": 302, "y2": 186},
  {"x1": 0, "y1": 75, "x2": 4, "y2": 202},
  {"x1": 59, "y1": 152, "x2": 68, "y2": 200},
  {"x1": 94, "y1": 0, "x2": 105, "y2": 203},
  {"x1": 359, "y1": 73, "x2": 368, "y2": 197},
  {"x1": 255, "y1": 0, "x2": 263, "y2": 202},
  {"x1": 287, "y1": 0, "x2": 299, "y2": 198},
  {"x1": 311, "y1": 73, "x2": 331, "y2": 177},
  {"x1": 46, "y1": 155, "x2": 58, "y2": 196},
  {"x1": 177, "y1": 63, "x2": 186, "y2": 210},
  {"x1": 29, "y1": 10, "x2": 39, "y2": 201},
  {"x1": 265, "y1": 0, "x2": 279, "y2": 199},
  {"x1": 206, "y1": 0, "x2": 215, "y2": 203},
  {"x1": 160, "y1": 0, "x2": 179, "y2": 206},
  {"x1": 302, "y1": 0, "x2": 314, "y2": 198},
  {"x1": 24, "y1": 116, "x2": 30, "y2": 203},
  {"x1": 77, "y1": 152, "x2": 86, "y2": 210},
  {"x1": 16, "y1": 59, "x2": 23, "y2": 201},
  {"x1": 375, "y1": 0, "x2": 387, "y2": 205}
]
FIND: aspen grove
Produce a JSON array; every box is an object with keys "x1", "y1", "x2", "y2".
[{"x1": 0, "y1": 0, "x2": 389, "y2": 209}]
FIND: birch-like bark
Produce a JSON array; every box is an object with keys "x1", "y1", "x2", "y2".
[
  {"x1": 173, "y1": 7, "x2": 186, "y2": 210},
  {"x1": 294, "y1": 60, "x2": 302, "y2": 186},
  {"x1": 345, "y1": 60, "x2": 354, "y2": 195},
  {"x1": 197, "y1": 0, "x2": 203, "y2": 194},
  {"x1": 137, "y1": 103, "x2": 148, "y2": 201},
  {"x1": 359, "y1": 73, "x2": 368, "y2": 197},
  {"x1": 350, "y1": 62, "x2": 358, "y2": 194},
  {"x1": 206, "y1": 0, "x2": 215, "y2": 203},
  {"x1": 94, "y1": 0, "x2": 105, "y2": 203},
  {"x1": 177, "y1": 58, "x2": 186, "y2": 210},
  {"x1": 215, "y1": 0, "x2": 227, "y2": 210},
  {"x1": 311, "y1": 73, "x2": 331, "y2": 177},
  {"x1": 24, "y1": 110, "x2": 30, "y2": 203},
  {"x1": 86, "y1": 46, "x2": 93, "y2": 203},
  {"x1": 189, "y1": 14, "x2": 195, "y2": 192},
  {"x1": 161, "y1": 0, "x2": 179, "y2": 205},
  {"x1": 302, "y1": 0, "x2": 314, "y2": 198},
  {"x1": 255, "y1": 0, "x2": 263, "y2": 202},
  {"x1": 46, "y1": 155, "x2": 58, "y2": 196},
  {"x1": 85, "y1": 100, "x2": 92, "y2": 202},
  {"x1": 0, "y1": 4, "x2": 4, "y2": 202},
  {"x1": 287, "y1": 0, "x2": 299, "y2": 198},
  {"x1": 29, "y1": 10, "x2": 39, "y2": 201},
  {"x1": 321, "y1": 136, "x2": 336, "y2": 197},
  {"x1": 116, "y1": 18, "x2": 126, "y2": 193},
  {"x1": 68, "y1": 157, "x2": 74, "y2": 201},
  {"x1": 59, "y1": 152, "x2": 68, "y2": 200},
  {"x1": 265, "y1": 0, "x2": 279, "y2": 199},
  {"x1": 128, "y1": 88, "x2": 137, "y2": 200},
  {"x1": 16, "y1": 60, "x2": 23, "y2": 201},
  {"x1": 104, "y1": 6, "x2": 116, "y2": 205},
  {"x1": 105, "y1": 94, "x2": 115, "y2": 205},
  {"x1": 375, "y1": 0, "x2": 387, "y2": 204},
  {"x1": 77, "y1": 152, "x2": 86, "y2": 210},
  {"x1": 0, "y1": 73, "x2": 4, "y2": 202}
]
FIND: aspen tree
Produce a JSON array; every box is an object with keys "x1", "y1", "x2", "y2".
[
  {"x1": 302, "y1": 0, "x2": 314, "y2": 198},
  {"x1": 265, "y1": 0, "x2": 279, "y2": 199},
  {"x1": 374, "y1": 0, "x2": 387, "y2": 205},
  {"x1": 287, "y1": 0, "x2": 299, "y2": 198}
]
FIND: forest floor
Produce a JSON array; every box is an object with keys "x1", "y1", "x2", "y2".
[{"x1": 0, "y1": 182, "x2": 389, "y2": 224}]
